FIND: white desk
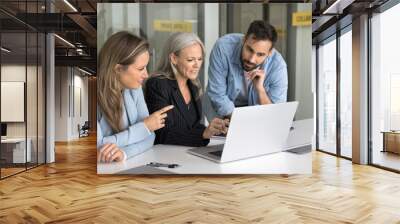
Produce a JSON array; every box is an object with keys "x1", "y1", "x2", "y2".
[
  {"x1": 1, "y1": 138, "x2": 31, "y2": 163},
  {"x1": 97, "y1": 119, "x2": 313, "y2": 175}
]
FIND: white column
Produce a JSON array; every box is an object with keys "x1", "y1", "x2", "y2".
[
  {"x1": 46, "y1": 33, "x2": 55, "y2": 163},
  {"x1": 352, "y1": 14, "x2": 369, "y2": 164},
  {"x1": 203, "y1": 3, "x2": 219, "y2": 88},
  {"x1": 202, "y1": 3, "x2": 219, "y2": 122}
]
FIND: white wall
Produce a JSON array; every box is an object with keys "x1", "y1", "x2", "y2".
[
  {"x1": 201, "y1": 4, "x2": 219, "y2": 122},
  {"x1": 203, "y1": 3, "x2": 219, "y2": 88},
  {"x1": 295, "y1": 4, "x2": 313, "y2": 120},
  {"x1": 1, "y1": 65, "x2": 42, "y2": 136},
  {"x1": 55, "y1": 66, "x2": 68, "y2": 141},
  {"x1": 286, "y1": 4, "x2": 313, "y2": 120},
  {"x1": 312, "y1": 45, "x2": 316, "y2": 150},
  {"x1": 1, "y1": 65, "x2": 26, "y2": 138},
  {"x1": 72, "y1": 73, "x2": 89, "y2": 138},
  {"x1": 54, "y1": 67, "x2": 89, "y2": 141},
  {"x1": 1, "y1": 64, "x2": 46, "y2": 163}
]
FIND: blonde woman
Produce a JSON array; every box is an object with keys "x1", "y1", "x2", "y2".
[
  {"x1": 97, "y1": 31, "x2": 173, "y2": 163},
  {"x1": 145, "y1": 32, "x2": 228, "y2": 147}
]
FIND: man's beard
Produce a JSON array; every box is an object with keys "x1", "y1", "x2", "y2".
[{"x1": 242, "y1": 60, "x2": 262, "y2": 72}]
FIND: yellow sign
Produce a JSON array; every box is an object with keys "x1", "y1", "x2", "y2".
[
  {"x1": 292, "y1": 12, "x2": 312, "y2": 26},
  {"x1": 153, "y1": 20, "x2": 193, "y2": 33}
]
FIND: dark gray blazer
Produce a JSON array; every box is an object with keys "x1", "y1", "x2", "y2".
[{"x1": 145, "y1": 77, "x2": 209, "y2": 147}]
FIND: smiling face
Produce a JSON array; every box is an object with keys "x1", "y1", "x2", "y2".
[
  {"x1": 118, "y1": 51, "x2": 150, "y2": 89},
  {"x1": 241, "y1": 35, "x2": 273, "y2": 71},
  {"x1": 171, "y1": 43, "x2": 203, "y2": 80}
]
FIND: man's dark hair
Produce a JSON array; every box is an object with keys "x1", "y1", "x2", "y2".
[{"x1": 245, "y1": 20, "x2": 278, "y2": 44}]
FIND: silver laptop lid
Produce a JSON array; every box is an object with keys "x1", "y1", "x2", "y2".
[{"x1": 220, "y1": 101, "x2": 298, "y2": 163}]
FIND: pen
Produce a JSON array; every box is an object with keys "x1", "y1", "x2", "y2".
[{"x1": 147, "y1": 162, "x2": 179, "y2": 168}]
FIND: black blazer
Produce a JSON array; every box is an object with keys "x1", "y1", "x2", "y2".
[{"x1": 145, "y1": 77, "x2": 210, "y2": 147}]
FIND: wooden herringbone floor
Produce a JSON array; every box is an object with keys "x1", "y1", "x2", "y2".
[{"x1": 0, "y1": 135, "x2": 400, "y2": 224}]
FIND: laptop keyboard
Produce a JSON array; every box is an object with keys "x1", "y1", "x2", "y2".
[{"x1": 208, "y1": 150, "x2": 223, "y2": 157}]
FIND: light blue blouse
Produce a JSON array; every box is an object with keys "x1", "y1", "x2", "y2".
[{"x1": 97, "y1": 88, "x2": 155, "y2": 160}]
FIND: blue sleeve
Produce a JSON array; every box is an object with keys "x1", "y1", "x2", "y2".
[
  {"x1": 97, "y1": 89, "x2": 155, "y2": 159},
  {"x1": 266, "y1": 65, "x2": 288, "y2": 103},
  {"x1": 206, "y1": 41, "x2": 235, "y2": 116},
  {"x1": 98, "y1": 121, "x2": 152, "y2": 148},
  {"x1": 97, "y1": 118, "x2": 155, "y2": 160},
  {"x1": 120, "y1": 132, "x2": 155, "y2": 159}
]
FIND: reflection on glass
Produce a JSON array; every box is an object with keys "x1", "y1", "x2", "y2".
[
  {"x1": 318, "y1": 38, "x2": 337, "y2": 154},
  {"x1": 371, "y1": 3, "x2": 400, "y2": 171},
  {"x1": 98, "y1": 3, "x2": 199, "y2": 73},
  {"x1": 1, "y1": 31, "x2": 27, "y2": 177},
  {"x1": 390, "y1": 74, "x2": 400, "y2": 130},
  {"x1": 38, "y1": 33, "x2": 46, "y2": 165},
  {"x1": 219, "y1": 3, "x2": 287, "y2": 60},
  {"x1": 0, "y1": 1, "x2": 47, "y2": 179},
  {"x1": 340, "y1": 30, "x2": 352, "y2": 158},
  {"x1": 27, "y1": 32, "x2": 38, "y2": 169},
  {"x1": 143, "y1": 4, "x2": 199, "y2": 72}
]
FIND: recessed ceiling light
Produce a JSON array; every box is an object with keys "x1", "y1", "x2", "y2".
[
  {"x1": 1, "y1": 47, "x2": 11, "y2": 53},
  {"x1": 63, "y1": 0, "x2": 78, "y2": 12},
  {"x1": 322, "y1": 0, "x2": 354, "y2": 15},
  {"x1": 54, "y1": 34, "x2": 75, "y2": 48},
  {"x1": 77, "y1": 67, "x2": 93, "y2": 76}
]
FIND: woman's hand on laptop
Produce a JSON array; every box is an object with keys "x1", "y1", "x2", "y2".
[
  {"x1": 223, "y1": 118, "x2": 230, "y2": 129},
  {"x1": 203, "y1": 118, "x2": 228, "y2": 139}
]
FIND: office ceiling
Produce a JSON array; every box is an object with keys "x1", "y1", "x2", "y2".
[
  {"x1": 0, "y1": 0, "x2": 98, "y2": 74},
  {"x1": 312, "y1": 0, "x2": 391, "y2": 44},
  {"x1": 6, "y1": 0, "x2": 373, "y2": 73}
]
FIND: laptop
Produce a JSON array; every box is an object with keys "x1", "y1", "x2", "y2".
[{"x1": 187, "y1": 101, "x2": 298, "y2": 163}]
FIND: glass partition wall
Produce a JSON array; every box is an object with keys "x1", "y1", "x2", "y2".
[
  {"x1": 370, "y1": 3, "x2": 400, "y2": 171},
  {"x1": 317, "y1": 36, "x2": 337, "y2": 155},
  {"x1": 339, "y1": 28, "x2": 352, "y2": 159},
  {"x1": 0, "y1": 1, "x2": 46, "y2": 179},
  {"x1": 315, "y1": 0, "x2": 400, "y2": 172},
  {"x1": 316, "y1": 27, "x2": 352, "y2": 159}
]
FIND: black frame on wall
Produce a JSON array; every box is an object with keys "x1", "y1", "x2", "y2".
[{"x1": 0, "y1": 0, "x2": 47, "y2": 180}]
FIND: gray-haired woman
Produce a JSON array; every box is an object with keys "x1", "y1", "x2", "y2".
[{"x1": 145, "y1": 32, "x2": 228, "y2": 147}]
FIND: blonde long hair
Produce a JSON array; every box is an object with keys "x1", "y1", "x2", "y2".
[
  {"x1": 98, "y1": 31, "x2": 149, "y2": 132},
  {"x1": 151, "y1": 32, "x2": 205, "y2": 98}
]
